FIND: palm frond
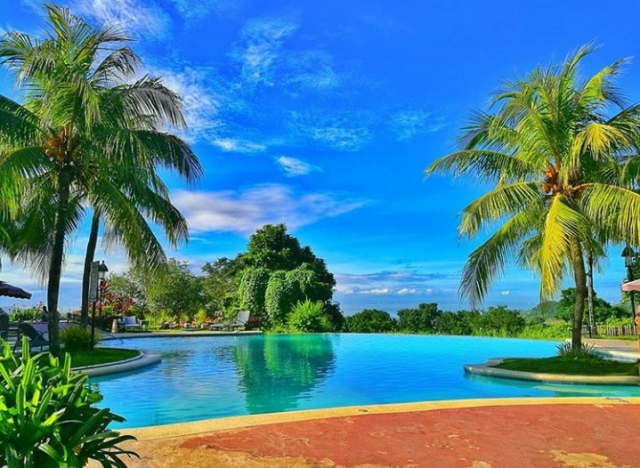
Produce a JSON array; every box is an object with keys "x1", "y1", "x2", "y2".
[
  {"x1": 536, "y1": 195, "x2": 584, "y2": 298},
  {"x1": 460, "y1": 210, "x2": 537, "y2": 307},
  {"x1": 459, "y1": 182, "x2": 540, "y2": 238},
  {"x1": 581, "y1": 183, "x2": 640, "y2": 247}
]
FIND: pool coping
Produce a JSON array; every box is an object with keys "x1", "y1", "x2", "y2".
[
  {"x1": 76, "y1": 331, "x2": 261, "y2": 376},
  {"x1": 464, "y1": 358, "x2": 640, "y2": 385},
  {"x1": 123, "y1": 396, "x2": 640, "y2": 441},
  {"x1": 101, "y1": 330, "x2": 262, "y2": 340},
  {"x1": 74, "y1": 350, "x2": 161, "y2": 377}
]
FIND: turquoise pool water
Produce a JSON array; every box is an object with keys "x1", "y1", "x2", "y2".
[{"x1": 93, "y1": 334, "x2": 640, "y2": 428}]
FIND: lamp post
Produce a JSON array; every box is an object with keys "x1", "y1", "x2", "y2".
[
  {"x1": 622, "y1": 246, "x2": 636, "y2": 335},
  {"x1": 90, "y1": 261, "x2": 108, "y2": 349}
]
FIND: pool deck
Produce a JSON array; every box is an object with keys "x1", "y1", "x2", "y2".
[
  {"x1": 95, "y1": 397, "x2": 640, "y2": 468},
  {"x1": 89, "y1": 337, "x2": 640, "y2": 468}
]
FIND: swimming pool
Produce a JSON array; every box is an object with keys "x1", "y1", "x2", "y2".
[{"x1": 93, "y1": 334, "x2": 640, "y2": 428}]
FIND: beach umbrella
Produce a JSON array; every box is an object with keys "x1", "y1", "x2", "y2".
[
  {"x1": 621, "y1": 279, "x2": 640, "y2": 292},
  {"x1": 0, "y1": 281, "x2": 32, "y2": 299}
]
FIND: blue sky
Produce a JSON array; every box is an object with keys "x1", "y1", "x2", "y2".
[{"x1": 1, "y1": 0, "x2": 640, "y2": 315}]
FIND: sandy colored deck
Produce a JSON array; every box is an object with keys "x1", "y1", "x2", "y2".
[{"x1": 96, "y1": 397, "x2": 640, "y2": 468}]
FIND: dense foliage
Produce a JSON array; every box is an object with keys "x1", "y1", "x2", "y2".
[
  {"x1": 556, "y1": 288, "x2": 627, "y2": 324},
  {"x1": 237, "y1": 225, "x2": 338, "y2": 329},
  {"x1": 0, "y1": 339, "x2": 136, "y2": 467},
  {"x1": 346, "y1": 309, "x2": 397, "y2": 333},
  {"x1": 85, "y1": 224, "x2": 344, "y2": 332},
  {"x1": 346, "y1": 302, "x2": 565, "y2": 338}
]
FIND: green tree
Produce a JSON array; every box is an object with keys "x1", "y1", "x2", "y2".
[
  {"x1": 0, "y1": 6, "x2": 200, "y2": 355},
  {"x1": 426, "y1": 45, "x2": 640, "y2": 348},
  {"x1": 345, "y1": 309, "x2": 397, "y2": 333},
  {"x1": 145, "y1": 259, "x2": 204, "y2": 321},
  {"x1": 557, "y1": 288, "x2": 627, "y2": 324},
  {"x1": 397, "y1": 303, "x2": 441, "y2": 333},
  {"x1": 479, "y1": 305, "x2": 526, "y2": 336},
  {"x1": 201, "y1": 257, "x2": 244, "y2": 315},
  {"x1": 237, "y1": 225, "x2": 336, "y2": 328}
]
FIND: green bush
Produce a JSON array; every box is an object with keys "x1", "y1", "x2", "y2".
[
  {"x1": 10, "y1": 307, "x2": 42, "y2": 322},
  {"x1": 0, "y1": 338, "x2": 137, "y2": 467},
  {"x1": 556, "y1": 341, "x2": 597, "y2": 358},
  {"x1": 289, "y1": 300, "x2": 332, "y2": 333},
  {"x1": 517, "y1": 322, "x2": 572, "y2": 339},
  {"x1": 61, "y1": 324, "x2": 100, "y2": 351}
]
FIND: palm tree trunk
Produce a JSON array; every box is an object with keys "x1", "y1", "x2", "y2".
[
  {"x1": 47, "y1": 167, "x2": 72, "y2": 357},
  {"x1": 586, "y1": 252, "x2": 596, "y2": 338},
  {"x1": 570, "y1": 238, "x2": 587, "y2": 349},
  {"x1": 81, "y1": 213, "x2": 100, "y2": 325}
]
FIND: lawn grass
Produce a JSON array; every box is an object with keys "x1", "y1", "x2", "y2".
[
  {"x1": 66, "y1": 348, "x2": 140, "y2": 368},
  {"x1": 495, "y1": 355, "x2": 639, "y2": 376}
]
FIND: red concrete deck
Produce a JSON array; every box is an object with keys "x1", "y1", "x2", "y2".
[{"x1": 111, "y1": 399, "x2": 640, "y2": 468}]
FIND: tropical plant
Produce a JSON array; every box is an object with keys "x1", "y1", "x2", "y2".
[
  {"x1": 426, "y1": 44, "x2": 640, "y2": 348},
  {"x1": 0, "y1": 338, "x2": 137, "y2": 467},
  {"x1": 556, "y1": 341, "x2": 597, "y2": 358},
  {"x1": 0, "y1": 5, "x2": 201, "y2": 354},
  {"x1": 289, "y1": 299, "x2": 333, "y2": 333},
  {"x1": 61, "y1": 324, "x2": 99, "y2": 351}
]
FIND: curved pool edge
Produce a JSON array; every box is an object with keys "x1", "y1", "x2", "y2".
[
  {"x1": 464, "y1": 358, "x2": 640, "y2": 386},
  {"x1": 123, "y1": 396, "x2": 640, "y2": 441},
  {"x1": 74, "y1": 350, "x2": 161, "y2": 377}
]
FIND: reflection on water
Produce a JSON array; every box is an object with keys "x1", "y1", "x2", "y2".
[
  {"x1": 234, "y1": 334, "x2": 335, "y2": 412},
  {"x1": 89, "y1": 334, "x2": 640, "y2": 428}
]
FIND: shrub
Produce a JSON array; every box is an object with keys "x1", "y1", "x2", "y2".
[
  {"x1": 10, "y1": 307, "x2": 42, "y2": 322},
  {"x1": 289, "y1": 300, "x2": 331, "y2": 333},
  {"x1": 61, "y1": 324, "x2": 99, "y2": 351},
  {"x1": 556, "y1": 341, "x2": 597, "y2": 358},
  {"x1": 0, "y1": 338, "x2": 137, "y2": 467}
]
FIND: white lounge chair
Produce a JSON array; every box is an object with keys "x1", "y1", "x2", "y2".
[
  {"x1": 209, "y1": 310, "x2": 250, "y2": 331},
  {"x1": 122, "y1": 315, "x2": 143, "y2": 332}
]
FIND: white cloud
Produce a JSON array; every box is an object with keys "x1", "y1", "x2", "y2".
[
  {"x1": 309, "y1": 126, "x2": 371, "y2": 151},
  {"x1": 275, "y1": 156, "x2": 320, "y2": 177},
  {"x1": 167, "y1": 0, "x2": 245, "y2": 20},
  {"x1": 361, "y1": 288, "x2": 391, "y2": 295},
  {"x1": 212, "y1": 138, "x2": 266, "y2": 153},
  {"x1": 148, "y1": 66, "x2": 224, "y2": 143},
  {"x1": 282, "y1": 51, "x2": 340, "y2": 93},
  {"x1": 501, "y1": 290, "x2": 511, "y2": 296},
  {"x1": 390, "y1": 109, "x2": 446, "y2": 141},
  {"x1": 147, "y1": 65, "x2": 266, "y2": 152},
  {"x1": 65, "y1": 0, "x2": 171, "y2": 39},
  {"x1": 172, "y1": 184, "x2": 367, "y2": 234},
  {"x1": 289, "y1": 111, "x2": 373, "y2": 151},
  {"x1": 232, "y1": 17, "x2": 299, "y2": 86},
  {"x1": 335, "y1": 271, "x2": 451, "y2": 298}
]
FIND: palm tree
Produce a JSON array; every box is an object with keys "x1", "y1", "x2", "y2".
[
  {"x1": 0, "y1": 5, "x2": 202, "y2": 355},
  {"x1": 426, "y1": 45, "x2": 640, "y2": 348},
  {"x1": 79, "y1": 165, "x2": 193, "y2": 325}
]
